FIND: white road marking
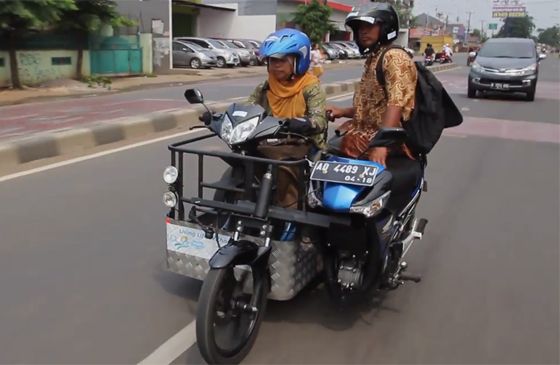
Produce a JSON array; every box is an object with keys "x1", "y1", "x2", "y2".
[
  {"x1": 137, "y1": 321, "x2": 197, "y2": 365},
  {"x1": 0, "y1": 129, "x2": 200, "y2": 183},
  {"x1": 0, "y1": 92, "x2": 381, "y2": 184},
  {"x1": 461, "y1": 107, "x2": 470, "y2": 112},
  {"x1": 1, "y1": 113, "x2": 40, "y2": 121},
  {"x1": 326, "y1": 92, "x2": 354, "y2": 102}
]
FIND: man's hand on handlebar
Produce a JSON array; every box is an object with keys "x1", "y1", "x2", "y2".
[{"x1": 326, "y1": 105, "x2": 355, "y2": 121}]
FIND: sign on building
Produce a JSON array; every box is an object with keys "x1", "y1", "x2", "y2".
[
  {"x1": 492, "y1": 0, "x2": 526, "y2": 18},
  {"x1": 452, "y1": 26, "x2": 459, "y2": 34}
]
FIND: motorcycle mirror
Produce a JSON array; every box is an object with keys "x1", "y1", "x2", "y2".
[
  {"x1": 184, "y1": 88, "x2": 204, "y2": 104},
  {"x1": 369, "y1": 128, "x2": 408, "y2": 148}
]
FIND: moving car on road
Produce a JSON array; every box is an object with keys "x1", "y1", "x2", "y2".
[
  {"x1": 172, "y1": 41, "x2": 218, "y2": 69},
  {"x1": 468, "y1": 38, "x2": 544, "y2": 101}
]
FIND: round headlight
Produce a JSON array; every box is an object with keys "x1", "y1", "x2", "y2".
[
  {"x1": 163, "y1": 166, "x2": 178, "y2": 184},
  {"x1": 163, "y1": 191, "x2": 178, "y2": 208}
]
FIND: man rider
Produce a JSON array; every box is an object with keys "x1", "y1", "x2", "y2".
[
  {"x1": 424, "y1": 43, "x2": 435, "y2": 58},
  {"x1": 327, "y1": 2, "x2": 422, "y2": 209},
  {"x1": 328, "y1": 2, "x2": 417, "y2": 166}
]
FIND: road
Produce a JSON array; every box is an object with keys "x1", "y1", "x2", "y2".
[
  {"x1": 0, "y1": 54, "x2": 558, "y2": 364},
  {"x1": 0, "y1": 63, "x2": 363, "y2": 142}
]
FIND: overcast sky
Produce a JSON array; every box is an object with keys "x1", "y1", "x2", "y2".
[
  {"x1": 413, "y1": 0, "x2": 560, "y2": 33},
  {"x1": 337, "y1": 0, "x2": 559, "y2": 33}
]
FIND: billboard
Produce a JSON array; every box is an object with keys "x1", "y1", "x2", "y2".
[{"x1": 492, "y1": 0, "x2": 526, "y2": 18}]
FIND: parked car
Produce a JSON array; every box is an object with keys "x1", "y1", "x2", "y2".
[
  {"x1": 468, "y1": 37, "x2": 543, "y2": 101},
  {"x1": 328, "y1": 43, "x2": 349, "y2": 59},
  {"x1": 321, "y1": 43, "x2": 340, "y2": 60},
  {"x1": 229, "y1": 39, "x2": 263, "y2": 65},
  {"x1": 172, "y1": 41, "x2": 217, "y2": 69},
  {"x1": 214, "y1": 39, "x2": 252, "y2": 67},
  {"x1": 331, "y1": 42, "x2": 361, "y2": 58},
  {"x1": 175, "y1": 37, "x2": 240, "y2": 68}
]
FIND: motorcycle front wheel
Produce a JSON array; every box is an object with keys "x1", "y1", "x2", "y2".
[{"x1": 196, "y1": 266, "x2": 269, "y2": 364}]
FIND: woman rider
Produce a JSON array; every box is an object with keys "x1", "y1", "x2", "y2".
[{"x1": 248, "y1": 28, "x2": 327, "y2": 242}]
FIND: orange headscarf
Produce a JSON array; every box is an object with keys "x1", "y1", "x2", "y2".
[{"x1": 267, "y1": 72, "x2": 319, "y2": 119}]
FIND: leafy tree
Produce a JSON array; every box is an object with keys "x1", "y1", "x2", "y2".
[
  {"x1": 291, "y1": 0, "x2": 337, "y2": 44},
  {"x1": 496, "y1": 16, "x2": 535, "y2": 38},
  {"x1": 58, "y1": 0, "x2": 134, "y2": 79},
  {"x1": 538, "y1": 26, "x2": 560, "y2": 47},
  {"x1": 0, "y1": 0, "x2": 76, "y2": 88}
]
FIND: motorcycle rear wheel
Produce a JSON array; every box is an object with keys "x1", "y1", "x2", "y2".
[{"x1": 196, "y1": 267, "x2": 269, "y2": 364}]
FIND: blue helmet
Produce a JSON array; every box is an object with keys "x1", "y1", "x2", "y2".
[{"x1": 260, "y1": 28, "x2": 311, "y2": 75}]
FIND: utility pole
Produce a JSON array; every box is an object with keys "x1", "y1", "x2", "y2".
[{"x1": 466, "y1": 11, "x2": 473, "y2": 44}]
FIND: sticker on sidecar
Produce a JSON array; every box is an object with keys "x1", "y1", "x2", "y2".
[
  {"x1": 166, "y1": 223, "x2": 230, "y2": 260},
  {"x1": 311, "y1": 161, "x2": 377, "y2": 187}
]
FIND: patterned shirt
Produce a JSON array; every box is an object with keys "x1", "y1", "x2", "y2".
[
  {"x1": 248, "y1": 81, "x2": 328, "y2": 148},
  {"x1": 352, "y1": 46, "x2": 417, "y2": 135}
]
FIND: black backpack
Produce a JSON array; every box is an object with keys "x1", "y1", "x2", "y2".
[{"x1": 376, "y1": 46, "x2": 463, "y2": 156}]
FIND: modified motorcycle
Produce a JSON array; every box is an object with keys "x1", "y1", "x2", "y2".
[{"x1": 163, "y1": 88, "x2": 427, "y2": 364}]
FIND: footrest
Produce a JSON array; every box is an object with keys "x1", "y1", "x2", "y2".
[{"x1": 416, "y1": 218, "x2": 428, "y2": 235}]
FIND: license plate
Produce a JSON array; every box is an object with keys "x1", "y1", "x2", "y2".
[
  {"x1": 491, "y1": 83, "x2": 509, "y2": 89},
  {"x1": 166, "y1": 223, "x2": 230, "y2": 260},
  {"x1": 311, "y1": 161, "x2": 377, "y2": 187}
]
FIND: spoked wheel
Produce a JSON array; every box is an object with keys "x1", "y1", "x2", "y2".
[{"x1": 196, "y1": 266, "x2": 269, "y2": 364}]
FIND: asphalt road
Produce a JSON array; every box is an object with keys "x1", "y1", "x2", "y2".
[
  {"x1": 0, "y1": 63, "x2": 363, "y2": 142},
  {"x1": 0, "y1": 54, "x2": 558, "y2": 364}
]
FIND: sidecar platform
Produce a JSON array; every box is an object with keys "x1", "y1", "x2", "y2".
[{"x1": 164, "y1": 133, "x2": 348, "y2": 300}]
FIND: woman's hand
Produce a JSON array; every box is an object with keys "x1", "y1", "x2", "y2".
[{"x1": 367, "y1": 147, "x2": 389, "y2": 166}]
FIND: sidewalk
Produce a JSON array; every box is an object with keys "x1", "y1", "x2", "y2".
[{"x1": 0, "y1": 60, "x2": 361, "y2": 106}]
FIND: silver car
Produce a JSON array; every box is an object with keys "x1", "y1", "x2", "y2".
[
  {"x1": 175, "y1": 37, "x2": 240, "y2": 68},
  {"x1": 215, "y1": 40, "x2": 252, "y2": 67},
  {"x1": 332, "y1": 42, "x2": 361, "y2": 58},
  {"x1": 172, "y1": 41, "x2": 217, "y2": 69}
]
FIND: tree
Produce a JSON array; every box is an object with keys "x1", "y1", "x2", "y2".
[
  {"x1": 538, "y1": 26, "x2": 560, "y2": 47},
  {"x1": 496, "y1": 16, "x2": 535, "y2": 38},
  {"x1": 291, "y1": 0, "x2": 337, "y2": 45},
  {"x1": 57, "y1": 0, "x2": 134, "y2": 79},
  {"x1": 0, "y1": 0, "x2": 76, "y2": 89}
]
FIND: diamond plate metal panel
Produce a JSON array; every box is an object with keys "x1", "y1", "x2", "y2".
[{"x1": 166, "y1": 222, "x2": 322, "y2": 301}]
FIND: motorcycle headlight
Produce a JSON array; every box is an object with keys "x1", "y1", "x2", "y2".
[
  {"x1": 163, "y1": 191, "x2": 178, "y2": 208},
  {"x1": 229, "y1": 116, "x2": 259, "y2": 144},
  {"x1": 163, "y1": 166, "x2": 178, "y2": 184},
  {"x1": 220, "y1": 115, "x2": 233, "y2": 142},
  {"x1": 349, "y1": 191, "x2": 390, "y2": 218}
]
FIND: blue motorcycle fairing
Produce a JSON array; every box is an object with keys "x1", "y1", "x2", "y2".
[{"x1": 322, "y1": 156, "x2": 386, "y2": 212}]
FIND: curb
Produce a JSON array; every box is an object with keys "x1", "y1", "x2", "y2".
[{"x1": 0, "y1": 64, "x2": 457, "y2": 171}]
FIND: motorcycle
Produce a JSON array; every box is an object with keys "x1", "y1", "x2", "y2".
[
  {"x1": 424, "y1": 54, "x2": 435, "y2": 66},
  {"x1": 435, "y1": 51, "x2": 453, "y2": 64},
  {"x1": 467, "y1": 51, "x2": 477, "y2": 66},
  {"x1": 163, "y1": 88, "x2": 428, "y2": 364}
]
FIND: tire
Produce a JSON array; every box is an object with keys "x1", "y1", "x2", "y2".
[
  {"x1": 249, "y1": 59, "x2": 257, "y2": 66},
  {"x1": 468, "y1": 81, "x2": 477, "y2": 98},
  {"x1": 216, "y1": 57, "x2": 226, "y2": 68},
  {"x1": 190, "y1": 58, "x2": 201, "y2": 69},
  {"x1": 196, "y1": 267, "x2": 269, "y2": 364}
]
